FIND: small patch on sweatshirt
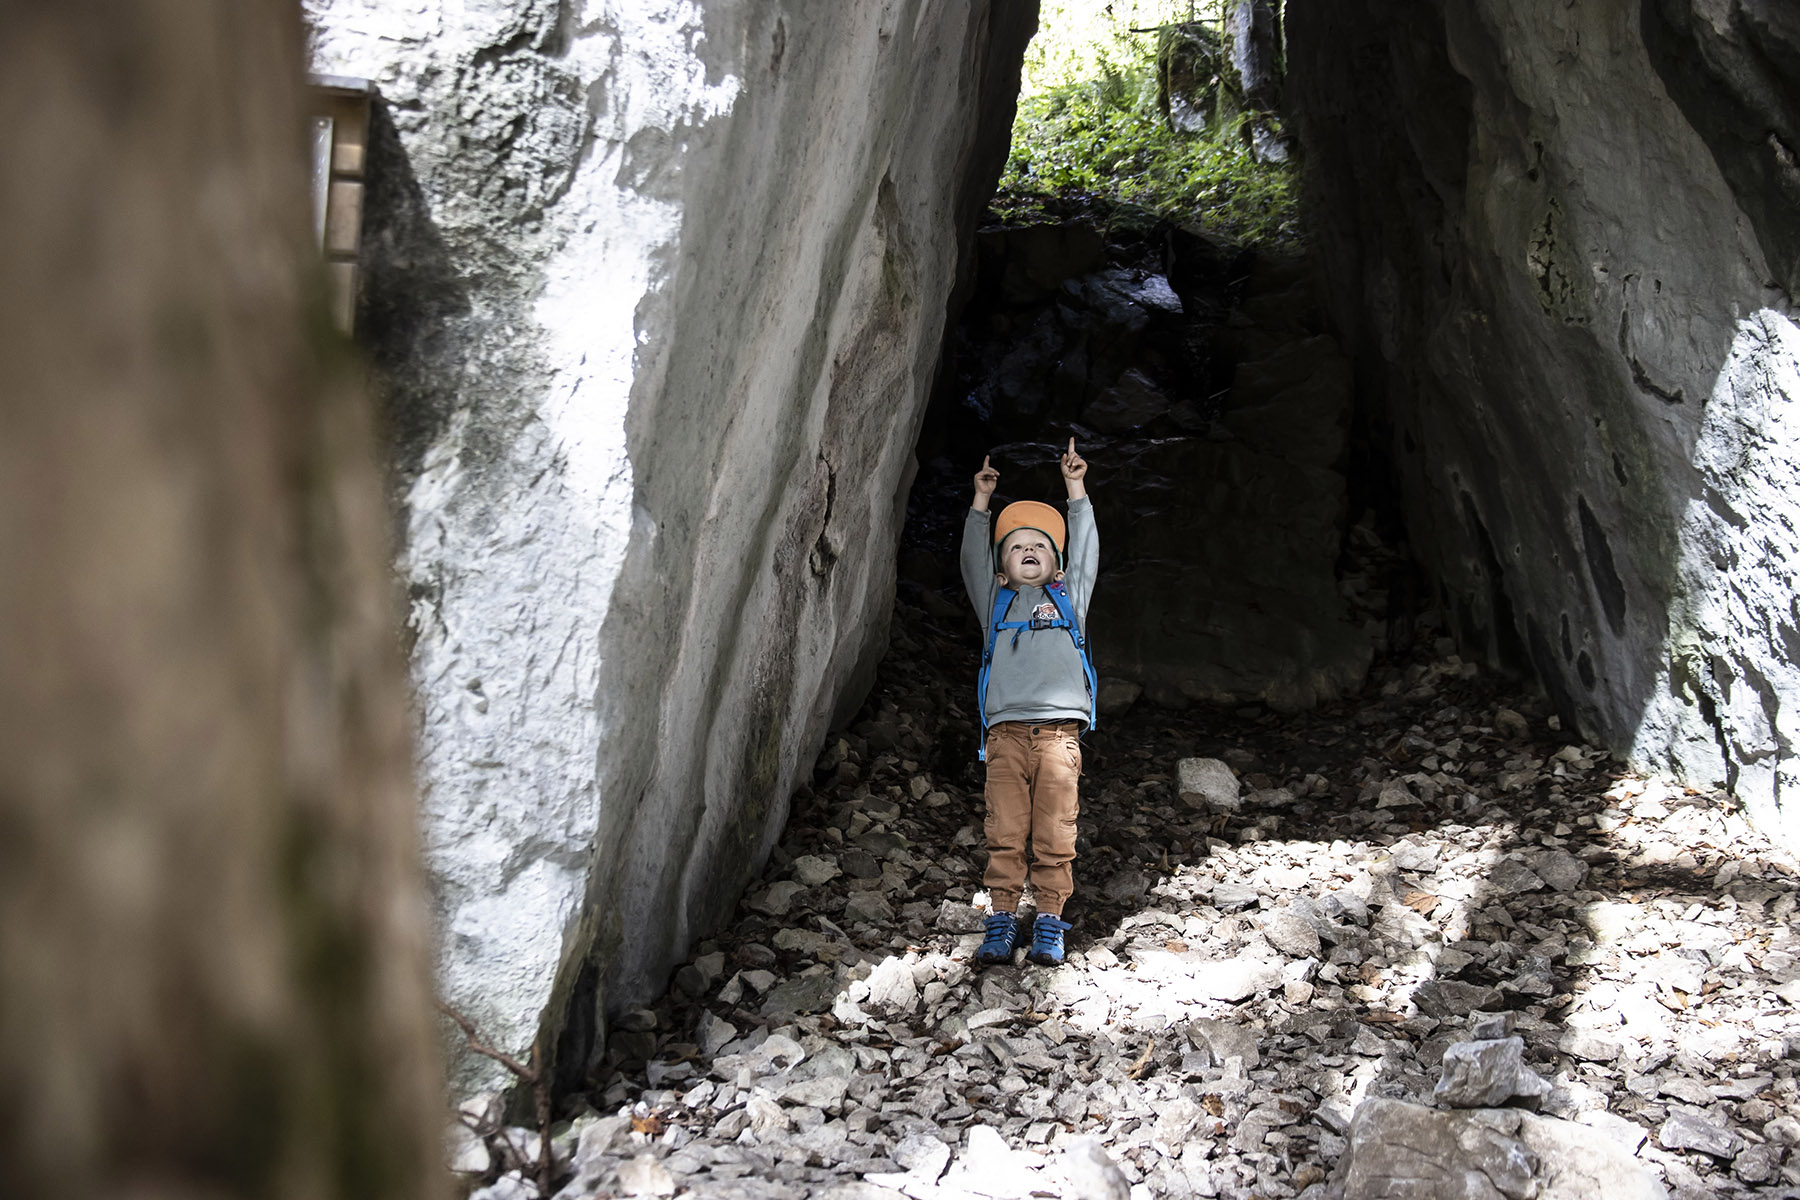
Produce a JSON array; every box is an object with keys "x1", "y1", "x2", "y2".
[{"x1": 1032, "y1": 601, "x2": 1059, "y2": 622}]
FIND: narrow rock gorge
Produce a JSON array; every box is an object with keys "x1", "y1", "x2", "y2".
[{"x1": 301, "y1": 3, "x2": 1800, "y2": 1185}]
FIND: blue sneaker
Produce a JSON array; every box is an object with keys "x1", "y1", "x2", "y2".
[
  {"x1": 976, "y1": 912, "x2": 1021, "y2": 965},
  {"x1": 1027, "y1": 914, "x2": 1072, "y2": 966}
]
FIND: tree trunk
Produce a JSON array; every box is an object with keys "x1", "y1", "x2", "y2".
[
  {"x1": 1231, "y1": 0, "x2": 1283, "y2": 112},
  {"x1": 0, "y1": 4, "x2": 444, "y2": 1197}
]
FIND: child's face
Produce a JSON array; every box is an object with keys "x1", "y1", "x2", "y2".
[{"x1": 997, "y1": 530, "x2": 1059, "y2": 588}]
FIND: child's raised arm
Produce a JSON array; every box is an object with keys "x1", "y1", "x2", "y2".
[
  {"x1": 972, "y1": 455, "x2": 999, "y2": 512},
  {"x1": 963, "y1": 456, "x2": 999, "y2": 617},
  {"x1": 1060, "y1": 438, "x2": 1087, "y2": 501}
]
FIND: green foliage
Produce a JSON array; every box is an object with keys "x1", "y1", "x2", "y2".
[
  {"x1": 1020, "y1": 0, "x2": 1210, "y2": 98},
  {"x1": 994, "y1": 6, "x2": 1300, "y2": 249}
]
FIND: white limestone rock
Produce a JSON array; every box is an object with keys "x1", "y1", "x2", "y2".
[
  {"x1": 1061, "y1": 1136, "x2": 1131, "y2": 1200},
  {"x1": 1261, "y1": 904, "x2": 1324, "y2": 958},
  {"x1": 444, "y1": 1121, "x2": 489, "y2": 1175},
  {"x1": 615, "y1": 1154, "x2": 675, "y2": 1198},
  {"x1": 863, "y1": 955, "x2": 920, "y2": 1015},
  {"x1": 1178, "y1": 757, "x2": 1242, "y2": 811},
  {"x1": 305, "y1": 0, "x2": 1035, "y2": 1092},
  {"x1": 791, "y1": 855, "x2": 840, "y2": 887},
  {"x1": 1336, "y1": 1099, "x2": 1668, "y2": 1200},
  {"x1": 1434, "y1": 1037, "x2": 1553, "y2": 1108}
]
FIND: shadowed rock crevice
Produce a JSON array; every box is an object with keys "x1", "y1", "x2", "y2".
[
  {"x1": 355, "y1": 98, "x2": 471, "y2": 492},
  {"x1": 1578, "y1": 495, "x2": 1628, "y2": 638}
]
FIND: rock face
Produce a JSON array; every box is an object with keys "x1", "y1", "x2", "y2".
[
  {"x1": 306, "y1": 0, "x2": 1037, "y2": 1091},
  {"x1": 1288, "y1": 0, "x2": 1800, "y2": 846}
]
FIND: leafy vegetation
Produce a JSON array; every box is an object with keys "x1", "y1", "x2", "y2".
[{"x1": 992, "y1": 0, "x2": 1301, "y2": 249}]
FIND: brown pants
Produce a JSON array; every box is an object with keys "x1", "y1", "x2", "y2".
[{"x1": 983, "y1": 720, "x2": 1082, "y2": 917}]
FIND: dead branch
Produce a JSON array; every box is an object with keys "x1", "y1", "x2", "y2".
[
  {"x1": 436, "y1": 999, "x2": 537, "y2": 1081},
  {"x1": 1130, "y1": 19, "x2": 1220, "y2": 33},
  {"x1": 436, "y1": 1000, "x2": 557, "y2": 1196}
]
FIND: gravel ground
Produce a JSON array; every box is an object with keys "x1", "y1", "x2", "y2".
[{"x1": 454, "y1": 572, "x2": 1800, "y2": 1200}]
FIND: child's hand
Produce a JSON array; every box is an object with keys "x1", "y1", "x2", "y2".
[
  {"x1": 972, "y1": 455, "x2": 999, "y2": 512},
  {"x1": 1060, "y1": 438, "x2": 1088, "y2": 499}
]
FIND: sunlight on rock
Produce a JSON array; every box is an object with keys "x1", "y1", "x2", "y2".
[{"x1": 1634, "y1": 309, "x2": 1800, "y2": 850}]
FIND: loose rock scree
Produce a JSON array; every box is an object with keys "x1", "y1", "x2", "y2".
[{"x1": 459, "y1": 584, "x2": 1800, "y2": 1200}]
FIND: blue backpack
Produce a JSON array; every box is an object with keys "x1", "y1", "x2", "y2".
[{"x1": 977, "y1": 579, "x2": 1098, "y2": 761}]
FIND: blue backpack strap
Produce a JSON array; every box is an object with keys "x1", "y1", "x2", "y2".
[
  {"x1": 977, "y1": 587, "x2": 1018, "y2": 761},
  {"x1": 1045, "y1": 580, "x2": 1098, "y2": 735}
]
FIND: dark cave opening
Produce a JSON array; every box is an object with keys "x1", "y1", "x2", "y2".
[{"x1": 899, "y1": 204, "x2": 1424, "y2": 739}]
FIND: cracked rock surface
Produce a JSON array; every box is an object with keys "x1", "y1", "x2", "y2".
[{"x1": 459, "y1": 583, "x2": 1800, "y2": 1200}]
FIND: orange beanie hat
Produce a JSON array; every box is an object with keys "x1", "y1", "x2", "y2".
[{"x1": 993, "y1": 500, "x2": 1066, "y2": 570}]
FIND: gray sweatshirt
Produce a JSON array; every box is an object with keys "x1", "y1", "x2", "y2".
[{"x1": 961, "y1": 497, "x2": 1099, "y2": 728}]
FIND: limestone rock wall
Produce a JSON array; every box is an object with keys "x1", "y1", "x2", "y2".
[
  {"x1": 305, "y1": 0, "x2": 1036, "y2": 1092},
  {"x1": 1287, "y1": 1, "x2": 1800, "y2": 842}
]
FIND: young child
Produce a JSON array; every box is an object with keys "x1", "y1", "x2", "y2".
[{"x1": 961, "y1": 439, "x2": 1098, "y2": 966}]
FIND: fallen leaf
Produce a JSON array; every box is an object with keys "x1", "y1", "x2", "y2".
[
  {"x1": 1403, "y1": 890, "x2": 1439, "y2": 915},
  {"x1": 1164, "y1": 940, "x2": 1189, "y2": 953}
]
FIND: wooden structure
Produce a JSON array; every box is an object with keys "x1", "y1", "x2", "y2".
[{"x1": 307, "y1": 75, "x2": 373, "y2": 335}]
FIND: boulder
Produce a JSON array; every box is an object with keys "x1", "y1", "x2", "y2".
[
  {"x1": 1224, "y1": 342, "x2": 1353, "y2": 467},
  {"x1": 1434, "y1": 1037, "x2": 1553, "y2": 1108},
  {"x1": 1413, "y1": 980, "x2": 1506, "y2": 1019},
  {"x1": 1260, "y1": 906, "x2": 1323, "y2": 959},
  {"x1": 1336, "y1": 1098, "x2": 1668, "y2": 1200},
  {"x1": 1179, "y1": 757, "x2": 1242, "y2": 811},
  {"x1": 1189, "y1": 1017, "x2": 1262, "y2": 1068},
  {"x1": 1658, "y1": 1110, "x2": 1742, "y2": 1159},
  {"x1": 306, "y1": 0, "x2": 1039, "y2": 1092},
  {"x1": 979, "y1": 223, "x2": 1108, "y2": 304}
]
